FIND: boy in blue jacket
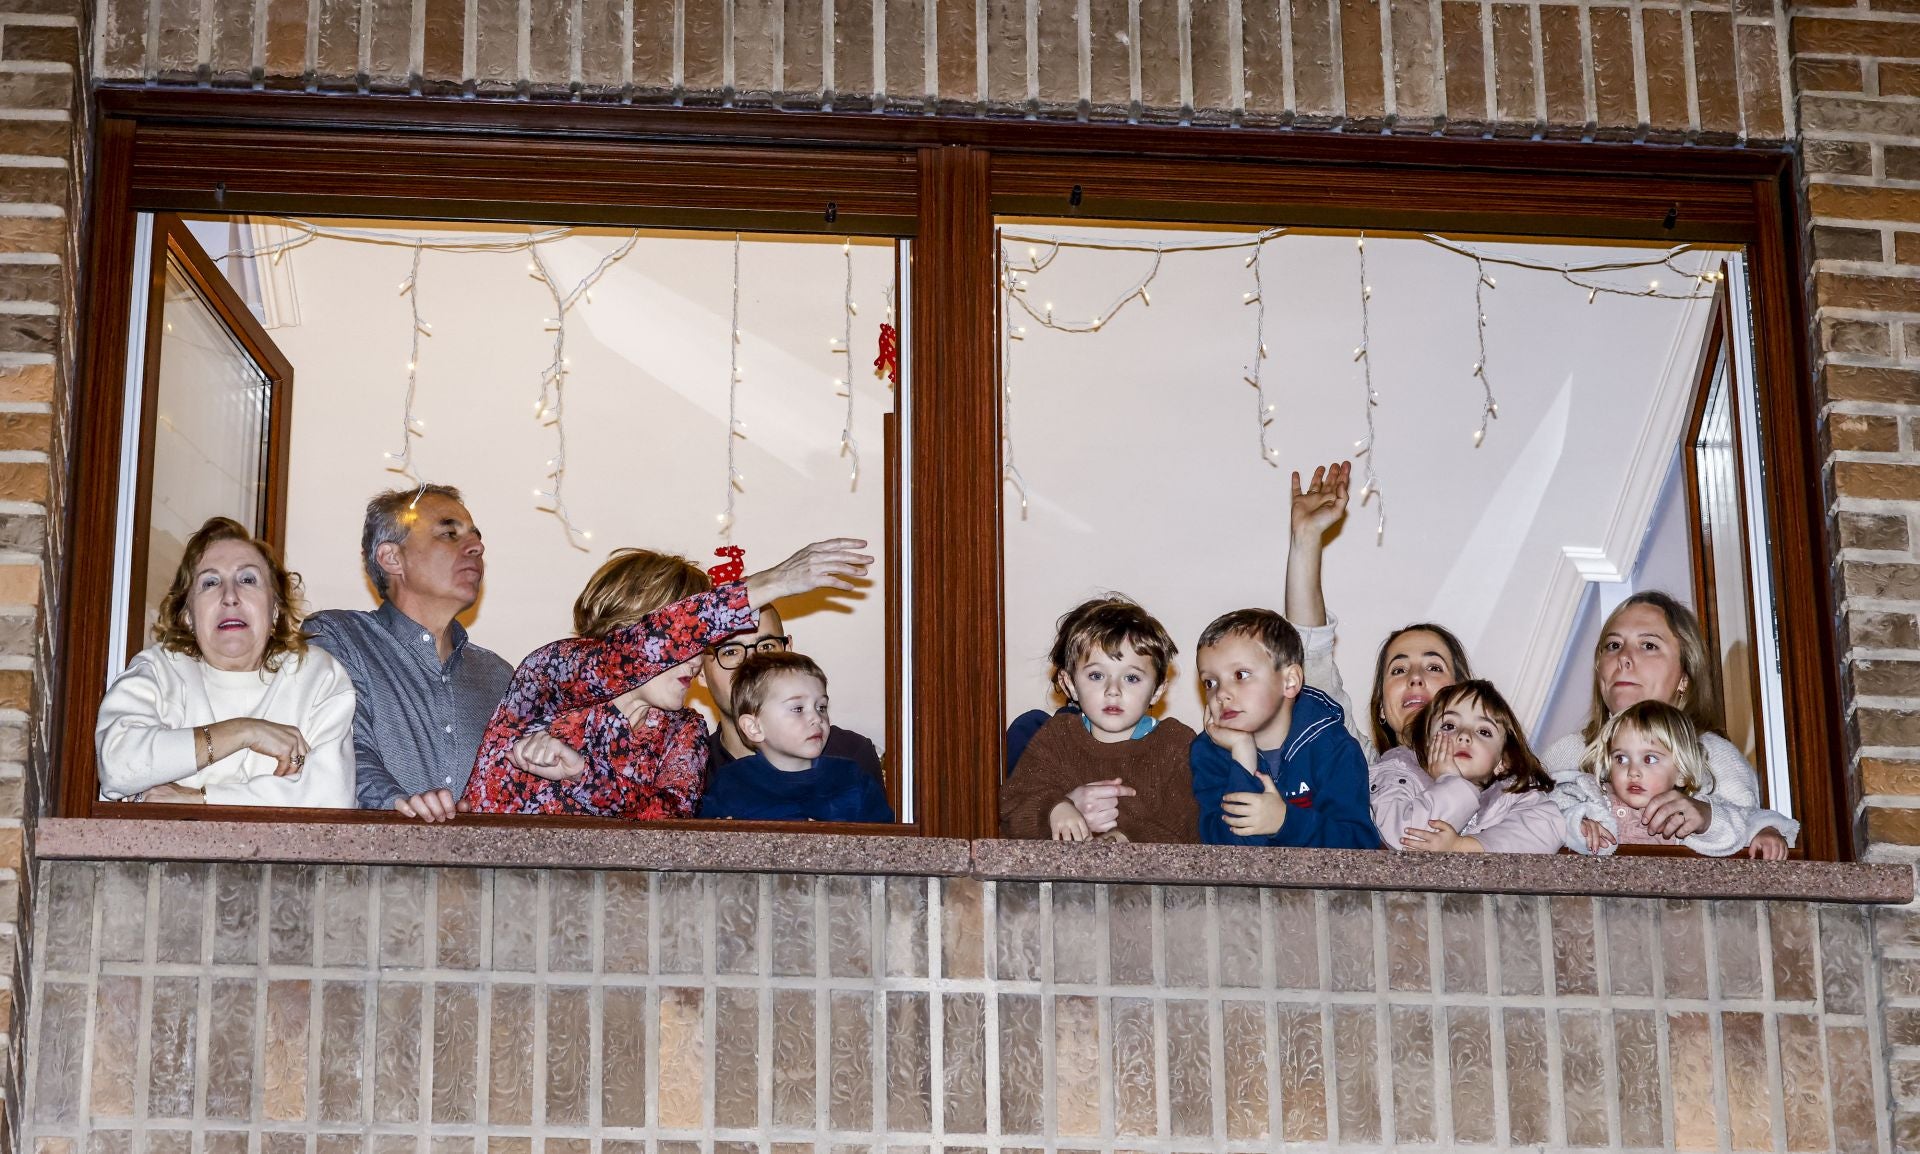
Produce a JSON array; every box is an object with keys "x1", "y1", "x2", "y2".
[
  {"x1": 698, "y1": 651, "x2": 894, "y2": 824},
  {"x1": 1189, "y1": 608, "x2": 1380, "y2": 849}
]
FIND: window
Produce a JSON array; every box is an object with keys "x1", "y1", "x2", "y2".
[{"x1": 67, "y1": 94, "x2": 1839, "y2": 856}]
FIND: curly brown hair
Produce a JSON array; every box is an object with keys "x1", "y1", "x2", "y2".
[{"x1": 154, "y1": 516, "x2": 307, "y2": 670}]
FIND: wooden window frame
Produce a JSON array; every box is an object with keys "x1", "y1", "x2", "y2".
[{"x1": 64, "y1": 88, "x2": 1839, "y2": 858}]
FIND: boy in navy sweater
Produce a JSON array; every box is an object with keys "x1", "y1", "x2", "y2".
[
  {"x1": 1189, "y1": 609, "x2": 1379, "y2": 849},
  {"x1": 698, "y1": 651, "x2": 894, "y2": 824}
]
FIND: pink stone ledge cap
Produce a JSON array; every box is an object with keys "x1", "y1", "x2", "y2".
[
  {"x1": 35, "y1": 820, "x2": 1914, "y2": 902},
  {"x1": 969, "y1": 839, "x2": 1916, "y2": 904},
  {"x1": 38, "y1": 818, "x2": 973, "y2": 877}
]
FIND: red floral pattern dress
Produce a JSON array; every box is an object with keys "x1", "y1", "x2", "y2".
[{"x1": 460, "y1": 584, "x2": 756, "y2": 818}]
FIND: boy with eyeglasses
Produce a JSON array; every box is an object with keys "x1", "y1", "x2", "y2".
[{"x1": 699, "y1": 603, "x2": 885, "y2": 784}]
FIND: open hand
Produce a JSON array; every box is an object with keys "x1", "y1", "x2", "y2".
[
  {"x1": 1049, "y1": 800, "x2": 1091, "y2": 842},
  {"x1": 509, "y1": 731, "x2": 588, "y2": 780},
  {"x1": 1644, "y1": 791, "x2": 1710, "y2": 840},
  {"x1": 744, "y1": 538, "x2": 873, "y2": 606},
  {"x1": 1745, "y1": 827, "x2": 1789, "y2": 860},
  {"x1": 1580, "y1": 817, "x2": 1617, "y2": 854},
  {"x1": 1066, "y1": 778, "x2": 1136, "y2": 834},
  {"x1": 1402, "y1": 818, "x2": 1479, "y2": 853},
  {"x1": 1291, "y1": 461, "x2": 1351, "y2": 541},
  {"x1": 1222, "y1": 769, "x2": 1288, "y2": 838}
]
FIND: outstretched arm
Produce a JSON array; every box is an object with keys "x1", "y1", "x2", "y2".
[{"x1": 1284, "y1": 461, "x2": 1350, "y2": 628}]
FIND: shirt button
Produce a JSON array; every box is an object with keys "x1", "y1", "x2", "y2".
[
  {"x1": 421, "y1": 632, "x2": 431, "y2": 642},
  {"x1": 444, "y1": 776, "x2": 453, "y2": 785},
  {"x1": 444, "y1": 725, "x2": 454, "y2": 734}
]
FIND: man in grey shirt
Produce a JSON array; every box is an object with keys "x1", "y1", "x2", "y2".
[{"x1": 306, "y1": 485, "x2": 513, "y2": 821}]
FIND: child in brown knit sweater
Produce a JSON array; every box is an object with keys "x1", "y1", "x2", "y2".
[{"x1": 999, "y1": 596, "x2": 1199, "y2": 843}]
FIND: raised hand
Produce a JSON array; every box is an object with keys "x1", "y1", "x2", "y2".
[
  {"x1": 1221, "y1": 769, "x2": 1288, "y2": 838},
  {"x1": 1290, "y1": 461, "x2": 1351, "y2": 541},
  {"x1": 1203, "y1": 697, "x2": 1260, "y2": 772},
  {"x1": 744, "y1": 538, "x2": 873, "y2": 607}
]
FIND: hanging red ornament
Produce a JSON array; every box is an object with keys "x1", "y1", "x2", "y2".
[
  {"x1": 709, "y1": 545, "x2": 746, "y2": 584},
  {"x1": 874, "y1": 322, "x2": 900, "y2": 387}
]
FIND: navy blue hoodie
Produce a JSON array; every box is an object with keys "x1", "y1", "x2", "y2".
[
  {"x1": 1188, "y1": 685, "x2": 1381, "y2": 849},
  {"x1": 699, "y1": 753, "x2": 895, "y2": 823}
]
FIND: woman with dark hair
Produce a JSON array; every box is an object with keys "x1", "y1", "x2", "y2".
[
  {"x1": 95, "y1": 516, "x2": 356, "y2": 807},
  {"x1": 1284, "y1": 460, "x2": 1474, "y2": 761}
]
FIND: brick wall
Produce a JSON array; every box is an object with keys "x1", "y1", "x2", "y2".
[
  {"x1": 0, "y1": 0, "x2": 82, "y2": 1140},
  {"x1": 1, "y1": 0, "x2": 1912, "y2": 1149},
  {"x1": 19, "y1": 863, "x2": 1898, "y2": 1153}
]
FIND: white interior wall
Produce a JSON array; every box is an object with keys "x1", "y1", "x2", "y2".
[
  {"x1": 998, "y1": 227, "x2": 1720, "y2": 744},
  {"x1": 195, "y1": 222, "x2": 897, "y2": 746}
]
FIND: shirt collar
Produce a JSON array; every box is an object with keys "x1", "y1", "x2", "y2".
[{"x1": 376, "y1": 600, "x2": 469, "y2": 658}]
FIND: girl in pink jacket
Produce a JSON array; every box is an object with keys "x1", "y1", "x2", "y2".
[{"x1": 1369, "y1": 680, "x2": 1563, "y2": 854}]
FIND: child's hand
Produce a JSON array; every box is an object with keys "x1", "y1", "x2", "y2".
[
  {"x1": 510, "y1": 731, "x2": 587, "y2": 780},
  {"x1": 1203, "y1": 699, "x2": 1259, "y2": 772},
  {"x1": 1401, "y1": 819, "x2": 1481, "y2": 853},
  {"x1": 1580, "y1": 817, "x2": 1617, "y2": 854},
  {"x1": 1425, "y1": 726, "x2": 1457, "y2": 779},
  {"x1": 1745, "y1": 828, "x2": 1789, "y2": 860},
  {"x1": 1221, "y1": 769, "x2": 1288, "y2": 838},
  {"x1": 1066, "y1": 778, "x2": 1137, "y2": 835},
  {"x1": 1049, "y1": 801, "x2": 1091, "y2": 842},
  {"x1": 1644, "y1": 791, "x2": 1710, "y2": 840},
  {"x1": 1290, "y1": 460, "x2": 1351, "y2": 541}
]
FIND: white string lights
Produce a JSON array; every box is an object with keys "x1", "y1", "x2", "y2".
[
  {"x1": 1245, "y1": 233, "x2": 1279, "y2": 467},
  {"x1": 385, "y1": 243, "x2": 430, "y2": 484},
  {"x1": 836, "y1": 239, "x2": 861, "y2": 488},
  {"x1": 1352, "y1": 234, "x2": 1385, "y2": 544},
  {"x1": 998, "y1": 238, "x2": 1030, "y2": 518},
  {"x1": 526, "y1": 232, "x2": 640, "y2": 550},
  {"x1": 1470, "y1": 257, "x2": 1499, "y2": 448},
  {"x1": 720, "y1": 234, "x2": 744, "y2": 540}
]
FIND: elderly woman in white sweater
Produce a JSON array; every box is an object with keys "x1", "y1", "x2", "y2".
[{"x1": 96, "y1": 516, "x2": 355, "y2": 807}]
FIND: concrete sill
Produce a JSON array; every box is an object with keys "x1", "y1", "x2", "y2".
[{"x1": 35, "y1": 819, "x2": 1915, "y2": 903}]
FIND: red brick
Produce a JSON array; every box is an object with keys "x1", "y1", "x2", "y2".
[
  {"x1": 0, "y1": 413, "x2": 51, "y2": 454},
  {"x1": 0, "y1": 463, "x2": 45, "y2": 503},
  {"x1": 1590, "y1": 6, "x2": 1635, "y2": 130},
  {"x1": 1899, "y1": 232, "x2": 1920, "y2": 265},
  {"x1": 0, "y1": 217, "x2": 62, "y2": 255},
  {"x1": 1443, "y1": 1, "x2": 1488, "y2": 123},
  {"x1": 0, "y1": 670, "x2": 28, "y2": 712},
  {"x1": 1812, "y1": 185, "x2": 1920, "y2": 224},
  {"x1": 1803, "y1": 95, "x2": 1920, "y2": 137},
  {"x1": 1816, "y1": 273, "x2": 1920, "y2": 315},
  {"x1": 1865, "y1": 759, "x2": 1920, "y2": 794},
  {"x1": 1850, "y1": 609, "x2": 1920, "y2": 648},
  {"x1": 1891, "y1": 146, "x2": 1920, "y2": 183},
  {"x1": 0, "y1": 121, "x2": 67, "y2": 158},
  {"x1": 1793, "y1": 15, "x2": 1920, "y2": 57},
  {"x1": 0, "y1": 365, "x2": 52, "y2": 404},
  {"x1": 1833, "y1": 410, "x2": 1901, "y2": 448},
  {"x1": 1796, "y1": 56, "x2": 1865, "y2": 93},
  {"x1": 1859, "y1": 704, "x2": 1920, "y2": 745},
  {"x1": 0, "y1": 23, "x2": 79, "y2": 64},
  {"x1": 1737, "y1": 23, "x2": 1786, "y2": 138},
  {"x1": 1855, "y1": 657, "x2": 1920, "y2": 694},
  {"x1": 1839, "y1": 462, "x2": 1920, "y2": 500},
  {"x1": 1840, "y1": 509, "x2": 1911, "y2": 548},
  {"x1": 1341, "y1": 0, "x2": 1387, "y2": 119},
  {"x1": 1867, "y1": 806, "x2": 1920, "y2": 844},
  {"x1": 1844, "y1": 561, "x2": 1920, "y2": 600},
  {"x1": 1887, "y1": 61, "x2": 1920, "y2": 96}
]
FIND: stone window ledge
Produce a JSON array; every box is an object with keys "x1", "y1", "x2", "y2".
[{"x1": 35, "y1": 819, "x2": 1915, "y2": 904}]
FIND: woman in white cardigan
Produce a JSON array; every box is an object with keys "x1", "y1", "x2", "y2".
[{"x1": 96, "y1": 516, "x2": 356, "y2": 808}]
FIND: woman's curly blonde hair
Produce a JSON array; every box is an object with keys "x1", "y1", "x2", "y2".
[{"x1": 153, "y1": 517, "x2": 307, "y2": 670}]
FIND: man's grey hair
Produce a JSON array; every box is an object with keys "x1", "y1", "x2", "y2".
[{"x1": 362, "y1": 484, "x2": 464, "y2": 599}]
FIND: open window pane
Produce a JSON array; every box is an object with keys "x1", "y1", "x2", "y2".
[
  {"x1": 996, "y1": 220, "x2": 1781, "y2": 821},
  {"x1": 112, "y1": 214, "x2": 908, "y2": 821}
]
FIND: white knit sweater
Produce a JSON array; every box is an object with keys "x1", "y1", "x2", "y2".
[
  {"x1": 96, "y1": 645, "x2": 357, "y2": 808},
  {"x1": 1542, "y1": 730, "x2": 1798, "y2": 856}
]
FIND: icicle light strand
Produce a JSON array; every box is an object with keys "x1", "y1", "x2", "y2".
[
  {"x1": 1246, "y1": 235, "x2": 1279, "y2": 467},
  {"x1": 721, "y1": 234, "x2": 743, "y2": 540},
  {"x1": 1471, "y1": 257, "x2": 1499, "y2": 448},
  {"x1": 838, "y1": 239, "x2": 860, "y2": 488},
  {"x1": 385, "y1": 243, "x2": 429, "y2": 483},
  {"x1": 526, "y1": 232, "x2": 639, "y2": 550},
  {"x1": 999, "y1": 238, "x2": 1030, "y2": 518},
  {"x1": 1354, "y1": 233, "x2": 1385, "y2": 545}
]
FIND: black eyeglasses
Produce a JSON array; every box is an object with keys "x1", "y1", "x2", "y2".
[{"x1": 711, "y1": 636, "x2": 792, "y2": 669}]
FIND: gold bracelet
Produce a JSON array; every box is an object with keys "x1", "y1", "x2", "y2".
[{"x1": 199, "y1": 725, "x2": 214, "y2": 769}]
